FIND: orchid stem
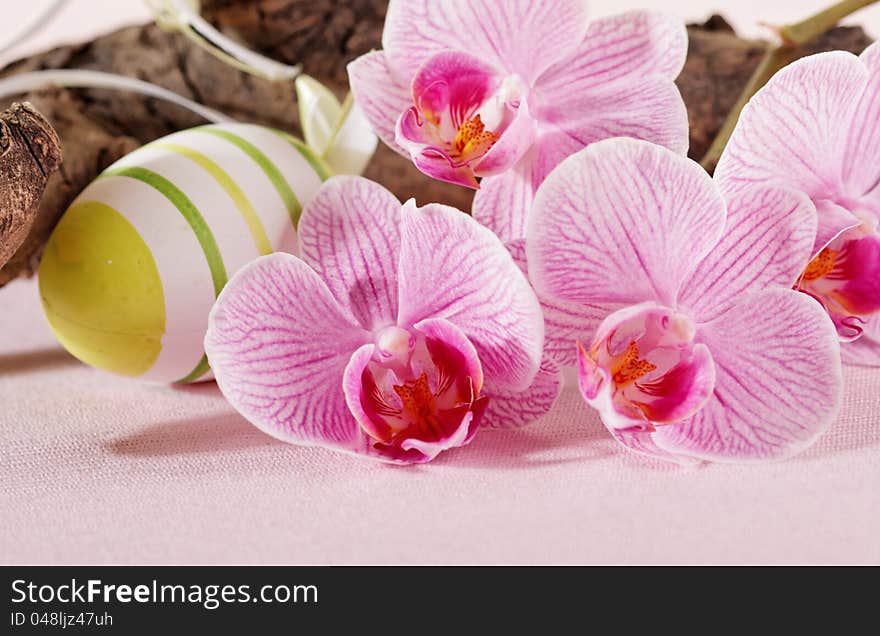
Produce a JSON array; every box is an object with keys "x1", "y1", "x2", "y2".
[{"x1": 700, "y1": 0, "x2": 879, "y2": 173}]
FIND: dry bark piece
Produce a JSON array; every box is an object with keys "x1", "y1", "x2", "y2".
[
  {"x1": 0, "y1": 102, "x2": 62, "y2": 271},
  {"x1": 0, "y1": 5, "x2": 874, "y2": 286}
]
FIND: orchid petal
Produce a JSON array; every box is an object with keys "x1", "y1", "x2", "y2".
[
  {"x1": 205, "y1": 253, "x2": 370, "y2": 451},
  {"x1": 842, "y1": 42, "x2": 880, "y2": 196},
  {"x1": 382, "y1": 0, "x2": 589, "y2": 83},
  {"x1": 347, "y1": 51, "x2": 412, "y2": 155},
  {"x1": 652, "y1": 289, "x2": 842, "y2": 462},
  {"x1": 481, "y1": 357, "x2": 563, "y2": 429},
  {"x1": 397, "y1": 201, "x2": 543, "y2": 392},
  {"x1": 472, "y1": 143, "x2": 553, "y2": 243},
  {"x1": 505, "y1": 238, "x2": 613, "y2": 367},
  {"x1": 534, "y1": 11, "x2": 689, "y2": 156},
  {"x1": 298, "y1": 176, "x2": 402, "y2": 331},
  {"x1": 527, "y1": 138, "x2": 726, "y2": 309},
  {"x1": 536, "y1": 77, "x2": 690, "y2": 162},
  {"x1": 679, "y1": 186, "x2": 817, "y2": 322},
  {"x1": 714, "y1": 51, "x2": 868, "y2": 200},
  {"x1": 537, "y1": 10, "x2": 688, "y2": 95}
]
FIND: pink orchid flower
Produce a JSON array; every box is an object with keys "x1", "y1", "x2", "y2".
[
  {"x1": 348, "y1": 1, "x2": 688, "y2": 218},
  {"x1": 715, "y1": 43, "x2": 880, "y2": 366},
  {"x1": 527, "y1": 138, "x2": 842, "y2": 463},
  {"x1": 204, "y1": 176, "x2": 559, "y2": 464}
]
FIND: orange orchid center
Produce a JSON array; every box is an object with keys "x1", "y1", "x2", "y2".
[
  {"x1": 610, "y1": 341, "x2": 657, "y2": 387},
  {"x1": 393, "y1": 371, "x2": 437, "y2": 428},
  {"x1": 452, "y1": 114, "x2": 499, "y2": 162},
  {"x1": 802, "y1": 247, "x2": 836, "y2": 281}
]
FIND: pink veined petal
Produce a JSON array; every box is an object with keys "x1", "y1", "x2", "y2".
[
  {"x1": 679, "y1": 186, "x2": 818, "y2": 322},
  {"x1": 298, "y1": 176, "x2": 402, "y2": 331},
  {"x1": 472, "y1": 154, "x2": 537, "y2": 243},
  {"x1": 347, "y1": 51, "x2": 412, "y2": 155},
  {"x1": 205, "y1": 253, "x2": 370, "y2": 451},
  {"x1": 842, "y1": 42, "x2": 880, "y2": 197},
  {"x1": 506, "y1": 237, "x2": 615, "y2": 367},
  {"x1": 714, "y1": 51, "x2": 868, "y2": 201},
  {"x1": 814, "y1": 199, "x2": 861, "y2": 253},
  {"x1": 382, "y1": 0, "x2": 589, "y2": 83},
  {"x1": 527, "y1": 137, "x2": 726, "y2": 309},
  {"x1": 652, "y1": 288, "x2": 842, "y2": 462},
  {"x1": 397, "y1": 201, "x2": 543, "y2": 392},
  {"x1": 533, "y1": 11, "x2": 689, "y2": 157},
  {"x1": 537, "y1": 10, "x2": 688, "y2": 97},
  {"x1": 480, "y1": 357, "x2": 563, "y2": 429},
  {"x1": 841, "y1": 313, "x2": 880, "y2": 367},
  {"x1": 537, "y1": 76, "x2": 690, "y2": 164},
  {"x1": 472, "y1": 137, "x2": 565, "y2": 243}
]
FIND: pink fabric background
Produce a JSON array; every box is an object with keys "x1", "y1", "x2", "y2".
[{"x1": 1, "y1": 1, "x2": 879, "y2": 564}]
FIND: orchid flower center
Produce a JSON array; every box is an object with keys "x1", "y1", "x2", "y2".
[
  {"x1": 451, "y1": 114, "x2": 499, "y2": 163},
  {"x1": 357, "y1": 325, "x2": 487, "y2": 456},
  {"x1": 797, "y1": 222, "x2": 880, "y2": 341},
  {"x1": 578, "y1": 306, "x2": 715, "y2": 430}
]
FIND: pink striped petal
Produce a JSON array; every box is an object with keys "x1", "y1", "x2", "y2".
[
  {"x1": 506, "y1": 237, "x2": 613, "y2": 367},
  {"x1": 472, "y1": 142, "x2": 552, "y2": 243},
  {"x1": 536, "y1": 77, "x2": 689, "y2": 170},
  {"x1": 842, "y1": 42, "x2": 880, "y2": 197},
  {"x1": 537, "y1": 11, "x2": 688, "y2": 95},
  {"x1": 382, "y1": 0, "x2": 589, "y2": 83},
  {"x1": 347, "y1": 51, "x2": 412, "y2": 155},
  {"x1": 527, "y1": 138, "x2": 726, "y2": 309},
  {"x1": 714, "y1": 51, "x2": 868, "y2": 201},
  {"x1": 651, "y1": 289, "x2": 842, "y2": 462},
  {"x1": 397, "y1": 201, "x2": 543, "y2": 392},
  {"x1": 481, "y1": 357, "x2": 563, "y2": 429},
  {"x1": 679, "y1": 186, "x2": 817, "y2": 322},
  {"x1": 298, "y1": 176, "x2": 402, "y2": 331},
  {"x1": 205, "y1": 253, "x2": 370, "y2": 451},
  {"x1": 534, "y1": 11, "x2": 689, "y2": 156}
]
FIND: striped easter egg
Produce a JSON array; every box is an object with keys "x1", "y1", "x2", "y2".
[{"x1": 39, "y1": 123, "x2": 332, "y2": 383}]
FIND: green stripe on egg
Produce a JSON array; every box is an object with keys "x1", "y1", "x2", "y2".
[{"x1": 39, "y1": 123, "x2": 330, "y2": 384}]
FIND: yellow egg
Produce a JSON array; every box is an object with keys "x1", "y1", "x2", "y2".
[{"x1": 39, "y1": 123, "x2": 332, "y2": 383}]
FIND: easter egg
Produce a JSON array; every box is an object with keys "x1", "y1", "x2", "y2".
[{"x1": 39, "y1": 123, "x2": 332, "y2": 383}]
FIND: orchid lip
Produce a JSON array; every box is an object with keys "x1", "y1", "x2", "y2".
[
  {"x1": 577, "y1": 303, "x2": 716, "y2": 429},
  {"x1": 350, "y1": 320, "x2": 487, "y2": 462},
  {"x1": 395, "y1": 51, "x2": 531, "y2": 188},
  {"x1": 797, "y1": 224, "x2": 880, "y2": 340}
]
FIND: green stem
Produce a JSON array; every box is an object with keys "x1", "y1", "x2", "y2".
[
  {"x1": 700, "y1": 0, "x2": 879, "y2": 172},
  {"x1": 781, "y1": 0, "x2": 878, "y2": 44}
]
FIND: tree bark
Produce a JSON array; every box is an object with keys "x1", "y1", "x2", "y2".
[
  {"x1": 0, "y1": 102, "x2": 62, "y2": 274},
  {"x1": 0, "y1": 3, "x2": 874, "y2": 285}
]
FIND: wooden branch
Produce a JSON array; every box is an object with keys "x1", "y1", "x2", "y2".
[
  {"x1": 0, "y1": 3, "x2": 873, "y2": 286},
  {"x1": 0, "y1": 102, "x2": 61, "y2": 272}
]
